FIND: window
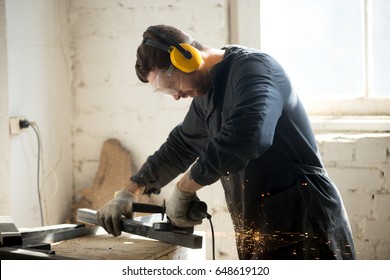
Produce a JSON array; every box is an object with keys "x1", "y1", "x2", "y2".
[
  {"x1": 231, "y1": 0, "x2": 390, "y2": 116},
  {"x1": 260, "y1": 0, "x2": 389, "y2": 115}
]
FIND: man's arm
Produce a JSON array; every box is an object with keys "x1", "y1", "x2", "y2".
[
  {"x1": 191, "y1": 54, "x2": 285, "y2": 186},
  {"x1": 123, "y1": 180, "x2": 144, "y2": 196},
  {"x1": 131, "y1": 98, "x2": 209, "y2": 195}
]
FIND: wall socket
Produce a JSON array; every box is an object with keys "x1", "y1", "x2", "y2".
[{"x1": 9, "y1": 116, "x2": 27, "y2": 135}]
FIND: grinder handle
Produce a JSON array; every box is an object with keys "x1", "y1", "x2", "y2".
[
  {"x1": 132, "y1": 202, "x2": 165, "y2": 214},
  {"x1": 187, "y1": 200, "x2": 211, "y2": 220}
]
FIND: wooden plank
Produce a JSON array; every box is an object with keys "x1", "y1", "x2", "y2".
[{"x1": 0, "y1": 216, "x2": 22, "y2": 247}]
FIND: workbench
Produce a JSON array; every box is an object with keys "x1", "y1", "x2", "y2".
[
  {"x1": 0, "y1": 215, "x2": 206, "y2": 260},
  {"x1": 51, "y1": 227, "x2": 205, "y2": 260}
]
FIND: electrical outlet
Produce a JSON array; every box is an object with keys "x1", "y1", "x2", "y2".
[{"x1": 9, "y1": 116, "x2": 27, "y2": 135}]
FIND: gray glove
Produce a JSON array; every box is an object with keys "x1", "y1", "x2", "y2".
[
  {"x1": 166, "y1": 185, "x2": 203, "y2": 227},
  {"x1": 97, "y1": 190, "x2": 134, "y2": 237}
]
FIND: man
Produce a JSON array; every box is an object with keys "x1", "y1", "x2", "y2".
[{"x1": 97, "y1": 24, "x2": 356, "y2": 260}]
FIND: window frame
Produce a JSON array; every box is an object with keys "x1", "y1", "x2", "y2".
[{"x1": 229, "y1": 0, "x2": 390, "y2": 118}]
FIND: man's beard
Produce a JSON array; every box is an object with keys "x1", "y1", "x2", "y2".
[{"x1": 191, "y1": 70, "x2": 212, "y2": 96}]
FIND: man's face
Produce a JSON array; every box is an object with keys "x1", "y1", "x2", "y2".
[{"x1": 147, "y1": 68, "x2": 209, "y2": 100}]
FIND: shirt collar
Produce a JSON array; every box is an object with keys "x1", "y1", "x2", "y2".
[{"x1": 210, "y1": 45, "x2": 239, "y2": 85}]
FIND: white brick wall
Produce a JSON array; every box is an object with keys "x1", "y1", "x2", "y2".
[
  {"x1": 317, "y1": 133, "x2": 390, "y2": 259},
  {"x1": 68, "y1": 0, "x2": 390, "y2": 260},
  {"x1": 69, "y1": 0, "x2": 235, "y2": 259},
  {"x1": 2, "y1": 0, "x2": 387, "y2": 260},
  {"x1": 69, "y1": 0, "x2": 229, "y2": 190}
]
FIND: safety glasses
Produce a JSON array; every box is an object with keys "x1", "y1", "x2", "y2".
[{"x1": 151, "y1": 66, "x2": 183, "y2": 96}]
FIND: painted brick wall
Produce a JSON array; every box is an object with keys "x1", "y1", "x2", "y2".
[
  {"x1": 69, "y1": 0, "x2": 228, "y2": 190},
  {"x1": 68, "y1": 0, "x2": 233, "y2": 259},
  {"x1": 317, "y1": 133, "x2": 390, "y2": 259},
  {"x1": 68, "y1": 0, "x2": 389, "y2": 260}
]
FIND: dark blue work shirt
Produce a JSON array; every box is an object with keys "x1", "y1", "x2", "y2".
[
  {"x1": 132, "y1": 46, "x2": 355, "y2": 259},
  {"x1": 133, "y1": 46, "x2": 321, "y2": 192}
]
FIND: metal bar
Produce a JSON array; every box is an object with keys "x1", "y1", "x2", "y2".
[
  {"x1": 19, "y1": 223, "x2": 83, "y2": 239},
  {"x1": 21, "y1": 225, "x2": 99, "y2": 246},
  {"x1": 0, "y1": 216, "x2": 23, "y2": 247},
  {"x1": 0, "y1": 247, "x2": 75, "y2": 260},
  {"x1": 77, "y1": 208, "x2": 203, "y2": 249}
]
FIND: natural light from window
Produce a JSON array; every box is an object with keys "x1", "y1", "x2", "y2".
[{"x1": 259, "y1": 0, "x2": 389, "y2": 115}]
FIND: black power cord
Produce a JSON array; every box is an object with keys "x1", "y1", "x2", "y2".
[
  {"x1": 19, "y1": 119, "x2": 44, "y2": 226},
  {"x1": 206, "y1": 214, "x2": 215, "y2": 260},
  {"x1": 188, "y1": 201, "x2": 216, "y2": 260}
]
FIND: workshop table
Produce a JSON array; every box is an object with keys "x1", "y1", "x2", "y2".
[
  {"x1": 51, "y1": 227, "x2": 206, "y2": 260},
  {"x1": 1, "y1": 214, "x2": 206, "y2": 260}
]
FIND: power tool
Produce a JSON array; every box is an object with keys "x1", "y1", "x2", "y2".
[
  {"x1": 77, "y1": 200, "x2": 216, "y2": 258},
  {"x1": 131, "y1": 200, "x2": 210, "y2": 233}
]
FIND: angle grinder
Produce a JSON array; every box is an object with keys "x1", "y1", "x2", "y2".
[{"x1": 131, "y1": 200, "x2": 210, "y2": 233}]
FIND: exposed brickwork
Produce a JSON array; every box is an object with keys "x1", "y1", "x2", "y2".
[
  {"x1": 317, "y1": 133, "x2": 390, "y2": 259},
  {"x1": 68, "y1": 1, "x2": 389, "y2": 259}
]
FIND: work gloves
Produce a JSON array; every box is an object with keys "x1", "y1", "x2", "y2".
[
  {"x1": 97, "y1": 190, "x2": 135, "y2": 237},
  {"x1": 166, "y1": 185, "x2": 203, "y2": 228}
]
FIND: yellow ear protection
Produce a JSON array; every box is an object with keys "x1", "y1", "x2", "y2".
[{"x1": 142, "y1": 26, "x2": 203, "y2": 73}]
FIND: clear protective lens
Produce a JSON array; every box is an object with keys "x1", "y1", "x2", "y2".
[{"x1": 151, "y1": 68, "x2": 183, "y2": 96}]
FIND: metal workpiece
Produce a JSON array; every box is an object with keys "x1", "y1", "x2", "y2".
[
  {"x1": 1, "y1": 203, "x2": 205, "y2": 259},
  {"x1": 20, "y1": 224, "x2": 99, "y2": 246},
  {"x1": 77, "y1": 208, "x2": 203, "y2": 249},
  {"x1": 0, "y1": 216, "x2": 23, "y2": 247},
  {"x1": 0, "y1": 215, "x2": 97, "y2": 260},
  {"x1": 0, "y1": 247, "x2": 75, "y2": 260}
]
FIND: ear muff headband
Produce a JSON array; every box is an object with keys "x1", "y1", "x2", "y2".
[
  {"x1": 143, "y1": 26, "x2": 203, "y2": 73},
  {"x1": 147, "y1": 26, "x2": 192, "y2": 59}
]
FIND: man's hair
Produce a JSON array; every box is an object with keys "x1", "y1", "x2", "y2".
[{"x1": 135, "y1": 25, "x2": 204, "y2": 83}]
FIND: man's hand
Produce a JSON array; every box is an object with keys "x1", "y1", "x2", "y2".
[
  {"x1": 166, "y1": 185, "x2": 202, "y2": 227},
  {"x1": 166, "y1": 171, "x2": 204, "y2": 227},
  {"x1": 97, "y1": 190, "x2": 134, "y2": 237}
]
